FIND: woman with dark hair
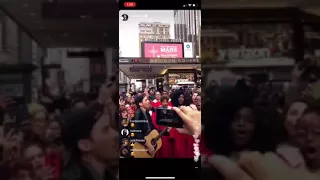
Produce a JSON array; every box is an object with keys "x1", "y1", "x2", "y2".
[
  {"x1": 203, "y1": 88, "x2": 277, "y2": 160},
  {"x1": 170, "y1": 89, "x2": 192, "y2": 107},
  {"x1": 167, "y1": 89, "x2": 194, "y2": 158}
]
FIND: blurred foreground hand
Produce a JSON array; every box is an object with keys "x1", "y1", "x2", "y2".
[
  {"x1": 208, "y1": 152, "x2": 318, "y2": 180},
  {"x1": 172, "y1": 106, "x2": 201, "y2": 137}
]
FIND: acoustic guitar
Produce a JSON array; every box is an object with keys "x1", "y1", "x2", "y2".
[{"x1": 133, "y1": 127, "x2": 169, "y2": 158}]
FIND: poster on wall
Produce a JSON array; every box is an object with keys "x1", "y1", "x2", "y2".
[{"x1": 201, "y1": 24, "x2": 294, "y2": 63}]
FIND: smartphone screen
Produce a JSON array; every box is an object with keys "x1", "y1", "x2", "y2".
[
  {"x1": 156, "y1": 108, "x2": 184, "y2": 128},
  {"x1": 119, "y1": 1, "x2": 201, "y2": 179}
]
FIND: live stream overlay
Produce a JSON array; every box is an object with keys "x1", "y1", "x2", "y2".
[
  {"x1": 119, "y1": 8, "x2": 201, "y2": 180},
  {"x1": 119, "y1": 9, "x2": 201, "y2": 159}
]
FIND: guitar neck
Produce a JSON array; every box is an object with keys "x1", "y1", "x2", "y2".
[{"x1": 154, "y1": 127, "x2": 169, "y2": 142}]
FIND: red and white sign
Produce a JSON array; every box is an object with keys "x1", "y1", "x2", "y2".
[{"x1": 143, "y1": 43, "x2": 183, "y2": 58}]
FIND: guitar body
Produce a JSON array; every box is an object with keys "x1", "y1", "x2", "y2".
[{"x1": 133, "y1": 129, "x2": 162, "y2": 158}]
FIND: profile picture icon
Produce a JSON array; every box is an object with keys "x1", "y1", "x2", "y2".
[
  {"x1": 121, "y1": 129, "x2": 129, "y2": 136},
  {"x1": 122, "y1": 138, "x2": 129, "y2": 147},
  {"x1": 121, "y1": 119, "x2": 129, "y2": 127},
  {"x1": 121, "y1": 148, "x2": 129, "y2": 156},
  {"x1": 130, "y1": 123, "x2": 134, "y2": 128}
]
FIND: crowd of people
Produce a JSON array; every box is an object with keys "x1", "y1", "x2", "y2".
[
  {"x1": 3, "y1": 59, "x2": 320, "y2": 180},
  {"x1": 0, "y1": 75, "x2": 119, "y2": 180},
  {"x1": 202, "y1": 59, "x2": 320, "y2": 180},
  {"x1": 119, "y1": 86, "x2": 201, "y2": 158}
]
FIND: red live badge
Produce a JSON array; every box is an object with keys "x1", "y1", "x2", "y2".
[{"x1": 124, "y1": 2, "x2": 136, "y2": 8}]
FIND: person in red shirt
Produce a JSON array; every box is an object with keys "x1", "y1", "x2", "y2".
[
  {"x1": 152, "y1": 91, "x2": 162, "y2": 108},
  {"x1": 152, "y1": 96, "x2": 174, "y2": 158},
  {"x1": 169, "y1": 89, "x2": 194, "y2": 158},
  {"x1": 162, "y1": 90, "x2": 172, "y2": 107}
]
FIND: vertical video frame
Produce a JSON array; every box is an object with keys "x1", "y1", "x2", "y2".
[{"x1": 119, "y1": 1, "x2": 201, "y2": 179}]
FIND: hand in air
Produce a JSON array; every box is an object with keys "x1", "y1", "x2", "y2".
[
  {"x1": 172, "y1": 106, "x2": 201, "y2": 137},
  {"x1": 97, "y1": 74, "x2": 118, "y2": 105}
]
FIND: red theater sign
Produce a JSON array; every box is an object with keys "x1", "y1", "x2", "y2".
[
  {"x1": 142, "y1": 42, "x2": 183, "y2": 58},
  {"x1": 119, "y1": 58, "x2": 200, "y2": 64}
]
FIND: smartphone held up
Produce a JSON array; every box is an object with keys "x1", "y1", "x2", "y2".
[{"x1": 156, "y1": 107, "x2": 184, "y2": 128}]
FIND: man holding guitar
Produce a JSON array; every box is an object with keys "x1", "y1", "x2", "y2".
[{"x1": 133, "y1": 95, "x2": 156, "y2": 156}]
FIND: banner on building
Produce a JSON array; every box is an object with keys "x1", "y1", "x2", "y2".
[
  {"x1": 183, "y1": 42, "x2": 193, "y2": 58},
  {"x1": 119, "y1": 58, "x2": 200, "y2": 64},
  {"x1": 141, "y1": 42, "x2": 183, "y2": 58}
]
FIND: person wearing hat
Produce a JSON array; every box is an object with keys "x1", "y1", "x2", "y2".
[{"x1": 60, "y1": 109, "x2": 118, "y2": 180}]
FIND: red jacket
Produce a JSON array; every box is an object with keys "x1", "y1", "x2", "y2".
[
  {"x1": 152, "y1": 99, "x2": 162, "y2": 108},
  {"x1": 151, "y1": 109, "x2": 193, "y2": 158}
]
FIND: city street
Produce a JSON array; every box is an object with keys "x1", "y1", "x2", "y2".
[{"x1": 119, "y1": 10, "x2": 201, "y2": 92}]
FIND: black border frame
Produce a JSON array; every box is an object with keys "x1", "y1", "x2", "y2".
[
  {"x1": 141, "y1": 41, "x2": 185, "y2": 58},
  {"x1": 119, "y1": 0, "x2": 201, "y2": 10},
  {"x1": 119, "y1": 158, "x2": 200, "y2": 179}
]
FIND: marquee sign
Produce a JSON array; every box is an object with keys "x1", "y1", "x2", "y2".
[{"x1": 119, "y1": 58, "x2": 200, "y2": 64}]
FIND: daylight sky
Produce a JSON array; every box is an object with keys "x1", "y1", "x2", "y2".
[{"x1": 119, "y1": 10, "x2": 175, "y2": 58}]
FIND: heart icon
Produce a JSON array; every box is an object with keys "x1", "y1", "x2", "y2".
[
  {"x1": 194, "y1": 151, "x2": 200, "y2": 156},
  {"x1": 193, "y1": 134, "x2": 199, "y2": 139},
  {"x1": 194, "y1": 157, "x2": 199, "y2": 162},
  {"x1": 193, "y1": 146, "x2": 199, "y2": 152},
  {"x1": 195, "y1": 139, "x2": 200, "y2": 143}
]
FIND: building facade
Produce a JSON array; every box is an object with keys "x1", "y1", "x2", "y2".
[
  {"x1": 139, "y1": 22, "x2": 171, "y2": 42},
  {"x1": 119, "y1": 70, "x2": 130, "y2": 92},
  {"x1": 45, "y1": 48, "x2": 116, "y2": 94},
  {"x1": 0, "y1": 12, "x2": 44, "y2": 103},
  {"x1": 174, "y1": 10, "x2": 201, "y2": 57},
  {"x1": 138, "y1": 22, "x2": 171, "y2": 56}
]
